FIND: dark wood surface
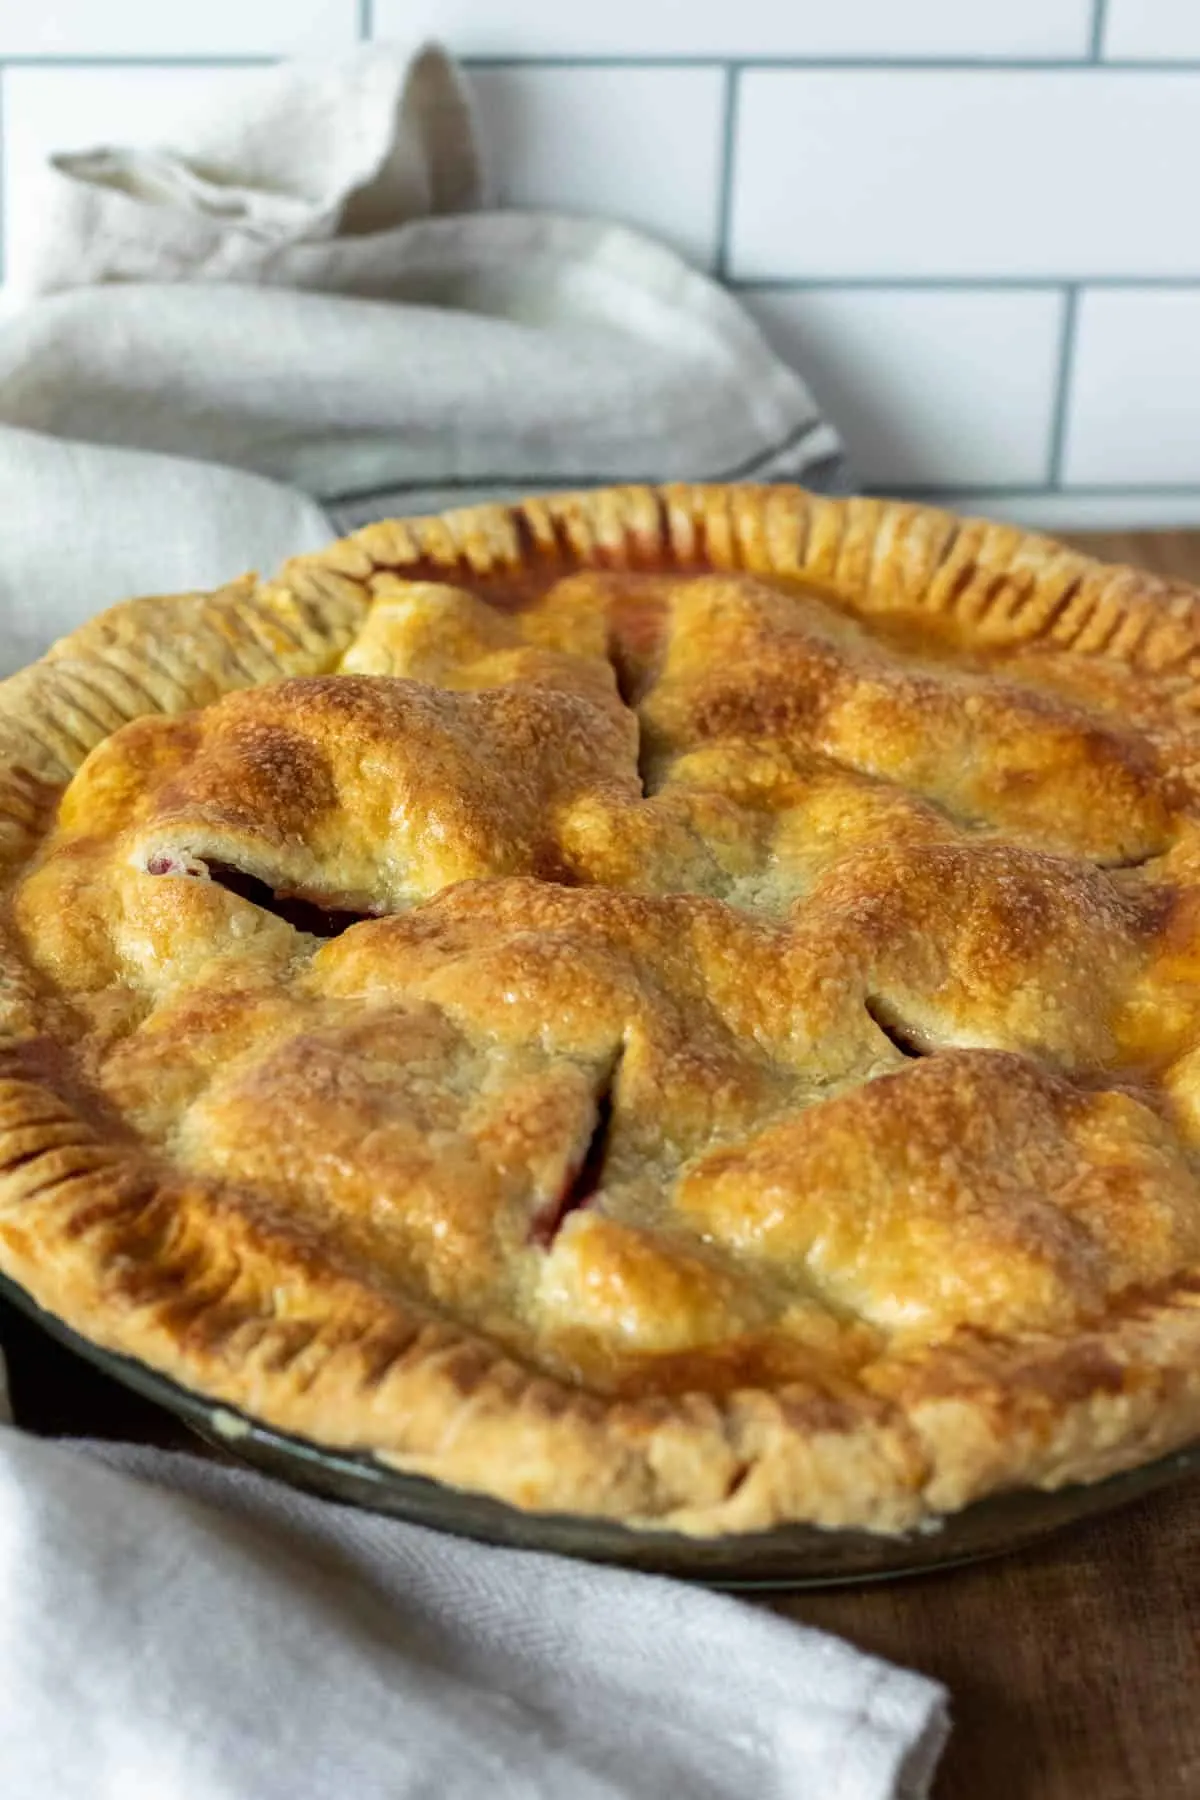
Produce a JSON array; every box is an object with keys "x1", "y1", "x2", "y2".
[
  {"x1": 5, "y1": 527, "x2": 1200, "y2": 1800},
  {"x1": 779, "y1": 1480, "x2": 1200, "y2": 1799}
]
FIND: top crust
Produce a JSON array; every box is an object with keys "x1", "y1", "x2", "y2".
[{"x1": 1, "y1": 484, "x2": 1200, "y2": 1535}]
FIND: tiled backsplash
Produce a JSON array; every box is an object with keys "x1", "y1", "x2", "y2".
[{"x1": 3, "y1": 0, "x2": 1200, "y2": 528}]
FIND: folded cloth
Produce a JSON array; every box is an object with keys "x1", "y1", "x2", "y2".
[
  {"x1": 10, "y1": 42, "x2": 483, "y2": 296},
  {"x1": 0, "y1": 41, "x2": 846, "y2": 673},
  {"x1": 0, "y1": 39, "x2": 945, "y2": 1800},
  {"x1": 0, "y1": 1425, "x2": 948, "y2": 1800}
]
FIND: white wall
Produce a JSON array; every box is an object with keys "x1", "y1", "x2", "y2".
[{"x1": 3, "y1": 0, "x2": 1199, "y2": 528}]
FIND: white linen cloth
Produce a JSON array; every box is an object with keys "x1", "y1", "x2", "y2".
[
  {"x1": 0, "y1": 40, "x2": 846, "y2": 676},
  {"x1": 0, "y1": 1425, "x2": 948, "y2": 1800},
  {"x1": 0, "y1": 40, "x2": 946, "y2": 1800}
]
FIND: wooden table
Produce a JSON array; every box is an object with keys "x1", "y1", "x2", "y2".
[{"x1": 6, "y1": 528, "x2": 1200, "y2": 1800}]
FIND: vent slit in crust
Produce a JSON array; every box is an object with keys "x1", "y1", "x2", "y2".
[
  {"x1": 530, "y1": 1070, "x2": 617, "y2": 1249},
  {"x1": 146, "y1": 854, "x2": 376, "y2": 940},
  {"x1": 204, "y1": 864, "x2": 375, "y2": 939},
  {"x1": 635, "y1": 727, "x2": 661, "y2": 799},
  {"x1": 609, "y1": 640, "x2": 639, "y2": 712},
  {"x1": 865, "y1": 997, "x2": 930, "y2": 1060}
]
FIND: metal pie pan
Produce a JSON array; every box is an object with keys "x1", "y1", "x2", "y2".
[{"x1": 3, "y1": 1272, "x2": 1196, "y2": 1589}]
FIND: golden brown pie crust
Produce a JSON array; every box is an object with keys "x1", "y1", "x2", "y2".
[{"x1": 3, "y1": 483, "x2": 1200, "y2": 1536}]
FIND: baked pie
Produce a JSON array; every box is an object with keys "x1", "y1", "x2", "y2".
[{"x1": 2, "y1": 483, "x2": 1200, "y2": 1537}]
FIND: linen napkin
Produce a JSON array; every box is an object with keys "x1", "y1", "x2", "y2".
[
  {"x1": 0, "y1": 39, "x2": 847, "y2": 678},
  {"x1": 0, "y1": 1424, "x2": 948, "y2": 1800},
  {"x1": 0, "y1": 39, "x2": 946, "y2": 1800}
]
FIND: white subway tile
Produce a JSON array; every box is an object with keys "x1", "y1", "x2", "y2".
[
  {"x1": 377, "y1": 0, "x2": 1090, "y2": 59},
  {"x1": 742, "y1": 288, "x2": 1063, "y2": 487},
  {"x1": 0, "y1": 1, "x2": 354, "y2": 58},
  {"x1": 3, "y1": 66, "x2": 264, "y2": 288},
  {"x1": 1064, "y1": 289, "x2": 1200, "y2": 485},
  {"x1": 909, "y1": 493, "x2": 1200, "y2": 531},
  {"x1": 468, "y1": 67, "x2": 724, "y2": 270},
  {"x1": 1104, "y1": 1, "x2": 1200, "y2": 61},
  {"x1": 730, "y1": 71, "x2": 1200, "y2": 281},
  {"x1": 1003, "y1": 492, "x2": 1200, "y2": 529}
]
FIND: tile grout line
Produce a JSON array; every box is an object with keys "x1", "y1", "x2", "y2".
[
  {"x1": 713, "y1": 62, "x2": 740, "y2": 282},
  {"x1": 1090, "y1": 0, "x2": 1112, "y2": 62},
  {"x1": 734, "y1": 275, "x2": 1200, "y2": 291},
  {"x1": 0, "y1": 53, "x2": 276, "y2": 68},
  {"x1": 458, "y1": 55, "x2": 1200, "y2": 73},
  {"x1": 1047, "y1": 285, "x2": 1081, "y2": 488},
  {"x1": 0, "y1": 51, "x2": 1198, "y2": 72},
  {"x1": 1, "y1": 54, "x2": 1197, "y2": 72},
  {"x1": 873, "y1": 483, "x2": 1200, "y2": 500}
]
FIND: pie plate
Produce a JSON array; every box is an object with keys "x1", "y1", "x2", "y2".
[
  {"x1": 8, "y1": 486, "x2": 1200, "y2": 1573},
  {"x1": 2, "y1": 1271, "x2": 1195, "y2": 1591}
]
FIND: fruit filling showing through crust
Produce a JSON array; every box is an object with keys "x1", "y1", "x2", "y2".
[
  {"x1": 146, "y1": 850, "x2": 378, "y2": 939},
  {"x1": 5, "y1": 488, "x2": 1200, "y2": 1534}
]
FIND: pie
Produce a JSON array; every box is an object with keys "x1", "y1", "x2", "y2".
[{"x1": 2, "y1": 482, "x2": 1200, "y2": 1538}]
